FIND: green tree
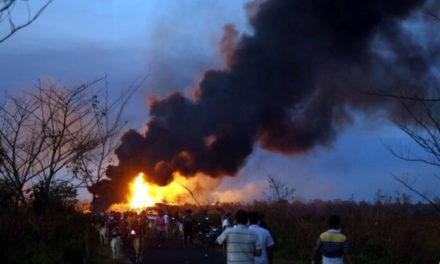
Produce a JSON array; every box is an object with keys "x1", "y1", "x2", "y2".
[{"x1": 31, "y1": 180, "x2": 77, "y2": 214}]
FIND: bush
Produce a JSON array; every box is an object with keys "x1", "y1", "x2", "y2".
[{"x1": 0, "y1": 209, "x2": 88, "y2": 264}]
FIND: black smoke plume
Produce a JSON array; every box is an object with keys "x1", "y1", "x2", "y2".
[{"x1": 90, "y1": 0, "x2": 440, "y2": 209}]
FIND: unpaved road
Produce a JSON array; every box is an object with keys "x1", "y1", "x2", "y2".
[{"x1": 125, "y1": 237, "x2": 226, "y2": 264}]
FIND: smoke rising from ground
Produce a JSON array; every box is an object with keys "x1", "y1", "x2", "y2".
[{"x1": 90, "y1": 0, "x2": 440, "y2": 209}]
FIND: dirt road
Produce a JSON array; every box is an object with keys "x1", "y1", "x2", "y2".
[{"x1": 125, "y1": 237, "x2": 226, "y2": 264}]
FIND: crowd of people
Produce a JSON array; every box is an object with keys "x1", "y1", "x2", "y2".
[
  {"x1": 92, "y1": 209, "x2": 185, "y2": 248},
  {"x1": 91, "y1": 208, "x2": 211, "y2": 260},
  {"x1": 92, "y1": 209, "x2": 351, "y2": 264}
]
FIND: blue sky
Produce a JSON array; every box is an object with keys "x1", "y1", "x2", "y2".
[{"x1": 0, "y1": 0, "x2": 438, "y2": 202}]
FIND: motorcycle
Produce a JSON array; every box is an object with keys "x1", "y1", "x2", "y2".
[{"x1": 196, "y1": 217, "x2": 221, "y2": 247}]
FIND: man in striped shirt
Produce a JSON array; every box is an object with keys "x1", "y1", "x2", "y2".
[
  {"x1": 311, "y1": 215, "x2": 352, "y2": 264},
  {"x1": 217, "y1": 210, "x2": 262, "y2": 264}
]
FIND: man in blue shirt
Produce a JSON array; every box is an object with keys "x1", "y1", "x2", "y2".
[{"x1": 311, "y1": 215, "x2": 352, "y2": 264}]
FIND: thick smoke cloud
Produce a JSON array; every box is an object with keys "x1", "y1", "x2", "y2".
[{"x1": 90, "y1": 0, "x2": 440, "y2": 209}]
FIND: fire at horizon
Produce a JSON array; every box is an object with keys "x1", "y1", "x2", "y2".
[
  {"x1": 109, "y1": 172, "x2": 193, "y2": 212},
  {"x1": 107, "y1": 171, "x2": 267, "y2": 212}
]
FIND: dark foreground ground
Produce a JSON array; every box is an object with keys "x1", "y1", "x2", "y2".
[{"x1": 125, "y1": 237, "x2": 226, "y2": 264}]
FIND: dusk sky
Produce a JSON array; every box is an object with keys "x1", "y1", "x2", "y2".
[{"x1": 1, "y1": 0, "x2": 439, "y2": 202}]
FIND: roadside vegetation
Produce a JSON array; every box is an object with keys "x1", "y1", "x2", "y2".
[{"x1": 1, "y1": 185, "x2": 439, "y2": 264}]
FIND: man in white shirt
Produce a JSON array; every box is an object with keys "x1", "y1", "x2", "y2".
[
  {"x1": 164, "y1": 212, "x2": 170, "y2": 235},
  {"x1": 222, "y1": 212, "x2": 232, "y2": 231},
  {"x1": 217, "y1": 210, "x2": 262, "y2": 264},
  {"x1": 248, "y1": 211, "x2": 275, "y2": 264}
]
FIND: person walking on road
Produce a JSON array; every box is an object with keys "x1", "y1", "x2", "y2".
[
  {"x1": 222, "y1": 212, "x2": 232, "y2": 231},
  {"x1": 248, "y1": 211, "x2": 274, "y2": 264},
  {"x1": 155, "y1": 210, "x2": 166, "y2": 248},
  {"x1": 217, "y1": 210, "x2": 262, "y2": 264},
  {"x1": 311, "y1": 215, "x2": 352, "y2": 264},
  {"x1": 182, "y1": 209, "x2": 194, "y2": 248}
]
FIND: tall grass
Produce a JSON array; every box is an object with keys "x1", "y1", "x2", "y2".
[
  {"x1": 224, "y1": 199, "x2": 440, "y2": 264},
  {"x1": 1, "y1": 194, "x2": 439, "y2": 263}
]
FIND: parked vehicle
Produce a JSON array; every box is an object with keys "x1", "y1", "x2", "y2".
[{"x1": 197, "y1": 217, "x2": 221, "y2": 246}]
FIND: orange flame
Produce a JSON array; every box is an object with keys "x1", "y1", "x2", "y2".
[
  {"x1": 107, "y1": 172, "x2": 233, "y2": 212},
  {"x1": 129, "y1": 173, "x2": 155, "y2": 209},
  {"x1": 109, "y1": 172, "x2": 192, "y2": 212}
]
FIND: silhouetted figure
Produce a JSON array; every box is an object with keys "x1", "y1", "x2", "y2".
[
  {"x1": 155, "y1": 210, "x2": 166, "y2": 247},
  {"x1": 182, "y1": 209, "x2": 194, "y2": 247}
]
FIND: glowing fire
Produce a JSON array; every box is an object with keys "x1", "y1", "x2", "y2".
[
  {"x1": 109, "y1": 172, "x2": 192, "y2": 212},
  {"x1": 129, "y1": 174, "x2": 155, "y2": 209}
]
